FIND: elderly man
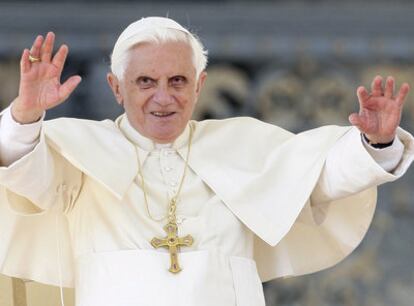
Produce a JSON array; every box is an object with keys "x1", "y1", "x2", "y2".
[{"x1": 0, "y1": 17, "x2": 413, "y2": 306}]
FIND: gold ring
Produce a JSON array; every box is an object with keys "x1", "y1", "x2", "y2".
[{"x1": 29, "y1": 54, "x2": 41, "y2": 63}]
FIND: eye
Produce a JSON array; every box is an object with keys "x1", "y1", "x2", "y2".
[
  {"x1": 136, "y1": 77, "x2": 155, "y2": 89},
  {"x1": 170, "y1": 76, "x2": 187, "y2": 87}
]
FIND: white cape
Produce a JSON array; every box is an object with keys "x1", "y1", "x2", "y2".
[{"x1": 1, "y1": 116, "x2": 412, "y2": 287}]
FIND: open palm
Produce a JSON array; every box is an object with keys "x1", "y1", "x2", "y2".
[
  {"x1": 13, "y1": 32, "x2": 81, "y2": 123},
  {"x1": 349, "y1": 75, "x2": 410, "y2": 144}
]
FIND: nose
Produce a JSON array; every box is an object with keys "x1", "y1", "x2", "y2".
[{"x1": 153, "y1": 86, "x2": 174, "y2": 106}]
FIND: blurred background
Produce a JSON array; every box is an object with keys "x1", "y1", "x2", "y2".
[{"x1": 1, "y1": 1, "x2": 414, "y2": 306}]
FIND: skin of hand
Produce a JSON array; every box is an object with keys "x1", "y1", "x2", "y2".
[
  {"x1": 9, "y1": 32, "x2": 411, "y2": 144},
  {"x1": 11, "y1": 32, "x2": 82, "y2": 124},
  {"x1": 348, "y1": 75, "x2": 410, "y2": 144}
]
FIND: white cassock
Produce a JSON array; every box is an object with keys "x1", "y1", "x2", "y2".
[{"x1": 0, "y1": 106, "x2": 413, "y2": 306}]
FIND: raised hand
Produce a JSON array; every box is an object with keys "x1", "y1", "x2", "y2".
[
  {"x1": 11, "y1": 32, "x2": 82, "y2": 124},
  {"x1": 348, "y1": 75, "x2": 410, "y2": 144}
]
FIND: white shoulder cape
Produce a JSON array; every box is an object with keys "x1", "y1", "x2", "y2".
[{"x1": 1, "y1": 116, "x2": 402, "y2": 286}]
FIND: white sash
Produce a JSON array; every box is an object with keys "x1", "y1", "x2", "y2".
[{"x1": 75, "y1": 249, "x2": 265, "y2": 306}]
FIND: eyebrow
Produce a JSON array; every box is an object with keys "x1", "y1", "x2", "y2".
[
  {"x1": 169, "y1": 75, "x2": 188, "y2": 81},
  {"x1": 134, "y1": 76, "x2": 157, "y2": 83},
  {"x1": 133, "y1": 75, "x2": 189, "y2": 83},
  {"x1": 135, "y1": 75, "x2": 156, "y2": 80}
]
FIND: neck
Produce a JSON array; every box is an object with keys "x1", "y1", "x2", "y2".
[
  {"x1": 155, "y1": 142, "x2": 172, "y2": 149},
  {"x1": 150, "y1": 135, "x2": 178, "y2": 144},
  {"x1": 118, "y1": 114, "x2": 191, "y2": 151}
]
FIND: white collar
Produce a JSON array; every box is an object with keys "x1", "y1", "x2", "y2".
[{"x1": 117, "y1": 113, "x2": 191, "y2": 152}]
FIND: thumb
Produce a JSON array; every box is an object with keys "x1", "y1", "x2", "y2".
[
  {"x1": 58, "y1": 75, "x2": 82, "y2": 102},
  {"x1": 348, "y1": 113, "x2": 364, "y2": 131}
]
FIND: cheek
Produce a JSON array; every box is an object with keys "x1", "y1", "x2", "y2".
[
  {"x1": 178, "y1": 90, "x2": 197, "y2": 107},
  {"x1": 180, "y1": 99, "x2": 195, "y2": 114},
  {"x1": 126, "y1": 92, "x2": 151, "y2": 112}
]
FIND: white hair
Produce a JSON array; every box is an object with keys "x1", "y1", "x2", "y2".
[{"x1": 110, "y1": 19, "x2": 208, "y2": 81}]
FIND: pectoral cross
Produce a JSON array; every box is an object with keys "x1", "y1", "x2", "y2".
[{"x1": 151, "y1": 222, "x2": 194, "y2": 273}]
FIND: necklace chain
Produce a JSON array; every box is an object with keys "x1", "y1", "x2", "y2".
[
  {"x1": 131, "y1": 123, "x2": 194, "y2": 222},
  {"x1": 118, "y1": 119, "x2": 195, "y2": 273}
]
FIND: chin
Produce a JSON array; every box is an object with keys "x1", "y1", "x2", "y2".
[
  {"x1": 150, "y1": 123, "x2": 186, "y2": 141},
  {"x1": 150, "y1": 130, "x2": 179, "y2": 143}
]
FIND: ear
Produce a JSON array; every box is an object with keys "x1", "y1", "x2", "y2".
[
  {"x1": 107, "y1": 72, "x2": 123, "y2": 105},
  {"x1": 195, "y1": 71, "x2": 207, "y2": 97}
]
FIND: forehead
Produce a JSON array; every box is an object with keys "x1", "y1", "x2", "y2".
[{"x1": 125, "y1": 41, "x2": 196, "y2": 78}]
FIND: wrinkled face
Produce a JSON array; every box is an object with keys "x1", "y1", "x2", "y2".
[{"x1": 108, "y1": 41, "x2": 207, "y2": 143}]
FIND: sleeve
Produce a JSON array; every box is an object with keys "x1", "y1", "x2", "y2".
[
  {"x1": 254, "y1": 126, "x2": 414, "y2": 282},
  {"x1": 0, "y1": 106, "x2": 44, "y2": 167},
  {"x1": 361, "y1": 134, "x2": 404, "y2": 172},
  {"x1": 0, "y1": 111, "x2": 83, "y2": 287},
  {"x1": 0, "y1": 116, "x2": 83, "y2": 215},
  {"x1": 310, "y1": 126, "x2": 414, "y2": 204}
]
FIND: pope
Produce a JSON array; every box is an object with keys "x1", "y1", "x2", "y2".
[{"x1": 0, "y1": 17, "x2": 413, "y2": 306}]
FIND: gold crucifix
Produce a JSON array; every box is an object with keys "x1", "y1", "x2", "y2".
[{"x1": 151, "y1": 222, "x2": 194, "y2": 273}]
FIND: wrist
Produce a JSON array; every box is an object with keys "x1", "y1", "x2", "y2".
[
  {"x1": 363, "y1": 132, "x2": 396, "y2": 144},
  {"x1": 11, "y1": 100, "x2": 43, "y2": 124},
  {"x1": 363, "y1": 134, "x2": 395, "y2": 148}
]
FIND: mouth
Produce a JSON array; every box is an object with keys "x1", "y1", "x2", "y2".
[{"x1": 150, "y1": 111, "x2": 176, "y2": 118}]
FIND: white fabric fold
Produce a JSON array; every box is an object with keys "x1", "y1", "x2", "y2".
[
  {"x1": 0, "y1": 106, "x2": 44, "y2": 166},
  {"x1": 0, "y1": 112, "x2": 413, "y2": 290},
  {"x1": 0, "y1": 105, "x2": 406, "y2": 174}
]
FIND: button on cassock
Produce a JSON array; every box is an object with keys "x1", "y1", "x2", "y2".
[{"x1": 163, "y1": 150, "x2": 174, "y2": 157}]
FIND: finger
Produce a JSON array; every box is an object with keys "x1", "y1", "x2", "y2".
[
  {"x1": 356, "y1": 86, "x2": 378, "y2": 111},
  {"x1": 52, "y1": 44, "x2": 69, "y2": 76},
  {"x1": 348, "y1": 113, "x2": 366, "y2": 131},
  {"x1": 371, "y1": 75, "x2": 383, "y2": 97},
  {"x1": 348, "y1": 113, "x2": 373, "y2": 135},
  {"x1": 58, "y1": 75, "x2": 82, "y2": 102},
  {"x1": 357, "y1": 86, "x2": 370, "y2": 104},
  {"x1": 41, "y1": 32, "x2": 55, "y2": 63},
  {"x1": 20, "y1": 49, "x2": 31, "y2": 74},
  {"x1": 396, "y1": 83, "x2": 410, "y2": 106},
  {"x1": 384, "y1": 76, "x2": 395, "y2": 99},
  {"x1": 30, "y1": 35, "x2": 44, "y2": 59}
]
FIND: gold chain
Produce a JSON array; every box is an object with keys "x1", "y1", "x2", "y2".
[{"x1": 133, "y1": 123, "x2": 194, "y2": 222}]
